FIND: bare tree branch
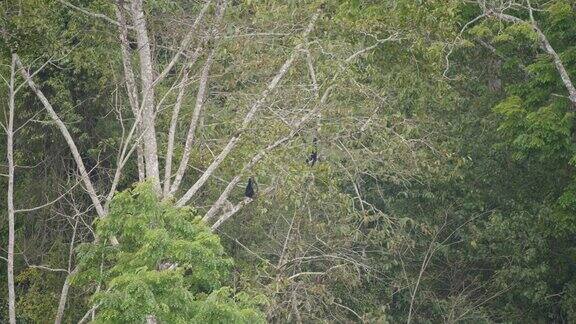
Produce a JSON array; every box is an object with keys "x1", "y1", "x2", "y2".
[
  {"x1": 166, "y1": 49, "x2": 215, "y2": 195},
  {"x1": 152, "y1": 0, "x2": 213, "y2": 87},
  {"x1": 14, "y1": 54, "x2": 106, "y2": 218},
  {"x1": 162, "y1": 46, "x2": 204, "y2": 196},
  {"x1": 28, "y1": 265, "x2": 69, "y2": 273},
  {"x1": 57, "y1": 0, "x2": 121, "y2": 27},
  {"x1": 167, "y1": 0, "x2": 226, "y2": 196},
  {"x1": 210, "y1": 186, "x2": 275, "y2": 231},
  {"x1": 407, "y1": 215, "x2": 448, "y2": 324},
  {"x1": 54, "y1": 218, "x2": 79, "y2": 324},
  {"x1": 176, "y1": 8, "x2": 322, "y2": 207},
  {"x1": 15, "y1": 177, "x2": 83, "y2": 213}
]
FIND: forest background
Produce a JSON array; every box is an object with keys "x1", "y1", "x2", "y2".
[{"x1": 1, "y1": 0, "x2": 576, "y2": 322}]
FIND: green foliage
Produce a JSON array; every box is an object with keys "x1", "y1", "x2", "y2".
[
  {"x1": 74, "y1": 182, "x2": 265, "y2": 323},
  {"x1": 493, "y1": 96, "x2": 573, "y2": 160},
  {"x1": 3, "y1": 0, "x2": 576, "y2": 322},
  {"x1": 15, "y1": 268, "x2": 59, "y2": 323}
]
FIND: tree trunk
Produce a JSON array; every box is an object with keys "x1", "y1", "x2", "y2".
[
  {"x1": 131, "y1": 0, "x2": 161, "y2": 193},
  {"x1": 54, "y1": 268, "x2": 77, "y2": 324},
  {"x1": 6, "y1": 53, "x2": 17, "y2": 324},
  {"x1": 115, "y1": 1, "x2": 146, "y2": 181},
  {"x1": 169, "y1": 49, "x2": 215, "y2": 195}
]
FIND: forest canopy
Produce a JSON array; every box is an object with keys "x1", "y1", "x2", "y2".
[{"x1": 1, "y1": 0, "x2": 575, "y2": 322}]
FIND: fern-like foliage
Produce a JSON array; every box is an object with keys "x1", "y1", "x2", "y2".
[{"x1": 73, "y1": 181, "x2": 265, "y2": 323}]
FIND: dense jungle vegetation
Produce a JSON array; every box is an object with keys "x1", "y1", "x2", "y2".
[{"x1": 1, "y1": 0, "x2": 576, "y2": 322}]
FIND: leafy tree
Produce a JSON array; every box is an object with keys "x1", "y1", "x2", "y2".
[{"x1": 73, "y1": 182, "x2": 265, "y2": 323}]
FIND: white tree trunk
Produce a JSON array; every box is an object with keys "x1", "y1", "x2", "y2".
[
  {"x1": 162, "y1": 47, "x2": 203, "y2": 196},
  {"x1": 131, "y1": 0, "x2": 161, "y2": 193},
  {"x1": 6, "y1": 53, "x2": 17, "y2": 324},
  {"x1": 115, "y1": 1, "x2": 146, "y2": 181},
  {"x1": 54, "y1": 268, "x2": 77, "y2": 324},
  {"x1": 169, "y1": 49, "x2": 215, "y2": 195}
]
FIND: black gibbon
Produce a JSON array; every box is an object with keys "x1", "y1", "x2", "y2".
[
  {"x1": 306, "y1": 137, "x2": 319, "y2": 166},
  {"x1": 244, "y1": 177, "x2": 256, "y2": 198},
  {"x1": 306, "y1": 151, "x2": 318, "y2": 166}
]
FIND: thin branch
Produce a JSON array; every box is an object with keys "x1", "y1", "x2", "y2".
[
  {"x1": 105, "y1": 104, "x2": 150, "y2": 207},
  {"x1": 210, "y1": 186, "x2": 274, "y2": 231},
  {"x1": 162, "y1": 46, "x2": 203, "y2": 196},
  {"x1": 484, "y1": 7, "x2": 576, "y2": 105},
  {"x1": 15, "y1": 178, "x2": 83, "y2": 213},
  {"x1": 288, "y1": 271, "x2": 325, "y2": 281},
  {"x1": 305, "y1": 49, "x2": 319, "y2": 97},
  {"x1": 57, "y1": 0, "x2": 121, "y2": 27},
  {"x1": 345, "y1": 33, "x2": 401, "y2": 64},
  {"x1": 28, "y1": 265, "x2": 69, "y2": 273},
  {"x1": 14, "y1": 54, "x2": 106, "y2": 218},
  {"x1": 407, "y1": 215, "x2": 448, "y2": 324},
  {"x1": 332, "y1": 301, "x2": 364, "y2": 322},
  {"x1": 221, "y1": 232, "x2": 274, "y2": 266},
  {"x1": 167, "y1": 1, "x2": 226, "y2": 195},
  {"x1": 176, "y1": 8, "x2": 322, "y2": 207},
  {"x1": 152, "y1": 0, "x2": 213, "y2": 87},
  {"x1": 77, "y1": 304, "x2": 100, "y2": 324},
  {"x1": 443, "y1": 13, "x2": 487, "y2": 78}
]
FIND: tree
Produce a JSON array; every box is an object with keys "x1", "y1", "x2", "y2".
[
  {"x1": 72, "y1": 182, "x2": 264, "y2": 323},
  {"x1": 1, "y1": 0, "x2": 397, "y2": 320}
]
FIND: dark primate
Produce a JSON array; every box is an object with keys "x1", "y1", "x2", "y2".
[
  {"x1": 244, "y1": 177, "x2": 256, "y2": 198},
  {"x1": 307, "y1": 137, "x2": 319, "y2": 166},
  {"x1": 306, "y1": 151, "x2": 318, "y2": 166}
]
